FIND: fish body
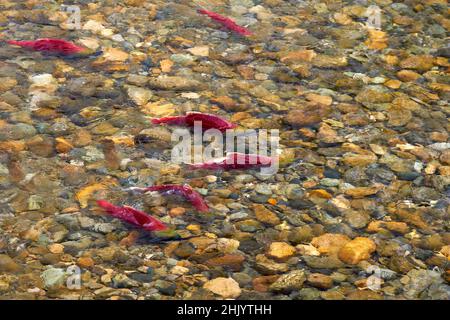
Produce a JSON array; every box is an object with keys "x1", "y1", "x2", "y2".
[
  {"x1": 152, "y1": 112, "x2": 236, "y2": 132},
  {"x1": 189, "y1": 152, "x2": 273, "y2": 170},
  {"x1": 96, "y1": 200, "x2": 168, "y2": 231},
  {"x1": 130, "y1": 184, "x2": 209, "y2": 212},
  {"x1": 197, "y1": 9, "x2": 253, "y2": 36},
  {"x1": 7, "y1": 38, "x2": 92, "y2": 56}
]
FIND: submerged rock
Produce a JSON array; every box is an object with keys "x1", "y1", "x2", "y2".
[
  {"x1": 148, "y1": 76, "x2": 205, "y2": 91},
  {"x1": 269, "y1": 270, "x2": 306, "y2": 293},
  {"x1": 203, "y1": 277, "x2": 241, "y2": 299}
]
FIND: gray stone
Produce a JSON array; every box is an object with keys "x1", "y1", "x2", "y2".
[
  {"x1": 155, "y1": 280, "x2": 176, "y2": 296},
  {"x1": 41, "y1": 268, "x2": 66, "y2": 289}
]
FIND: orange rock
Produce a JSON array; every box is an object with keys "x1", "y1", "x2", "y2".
[
  {"x1": 384, "y1": 79, "x2": 402, "y2": 89},
  {"x1": 333, "y1": 12, "x2": 353, "y2": 25},
  {"x1": 0, "y1": 140, "x2": 26, "y2": 152},
  {"x1": 302, "y1": 180, "x2": 318, "y2": 188},
  {"x1": 188, "y1": 237, "x2": 216, "y2": 254},
  {"x1": 125, "y1": 0, "x2": 146, "y2": 6},
  {"x1": 236, "y1": 65, "x2": 254, "y2": 80},
  {"x1": 186, "y1": 224, "x2": 201, "y2": 232},
  {"x1": 203, "y1": 277, "x2": 241, "y2": 299},
  {"x1": 439, "y1": 166, "x2": 450, "y2": 176},
  {"x1": 311, "y1": 233, "x2": 351, "y2": 255},
  {"x1": 0, "y1": 77, "x2": 17, "y2": 93},
  {"x1": 164, "y1": 242, "x2": 179, "y2": 257},
  {"x1": 383, "y1": 55, "x2": 399, "y2": 65},
  {"x1": 105, "y1": 135, "x2": 135, "y2": 147},
  {"x1": 434, "y1": 57, "x2": 450, "y2": 67},
  {"x1": 206, "y1": 254, "x2": 245, "y2": 271},
  {"x1": 76, "y1": 182, "x2": 112, "y2": 208},
  {"x1": 368, "y1": 221, "x2": 385, "y2": 233},
  {"x1": 296, "y1": 244, "x2": 321, "y2": 256},
  {"x1": 55, "y1": 137, "x2": 74, "y2": 153},
  {"x1": 439, "y1": 245, "x2": 450, "y2": 260},
  {"x1": 342, "y1": 152, "x2": 378, "y2": 167},
  {"x1": 169, "y1": 207, "x2": 186, "y2": 217},
  {"x1": 429, "y1": 83, "x2": 450, "y2": 92},
  {"x1": 394, "y1": 15, "x2": 416, "y2": 26},
  {"x1": 397, "y1": 70, "x2": 421, "y2": 82},
  {"x1": 338, "y1": 237, "x2": 376, "y2": 265},
  {"x1": 298, "y1": 127, "x2": 316, "y2": 138},
  {"x1": 120, "y1": 231, "x2": 140, "y2": 247},
  {"x1": 305, "y1": 93, "x2": 332, "y2": 106},
  {"x1": 72, "y1": 129, "x2": 92, "y2": 147},
  {"x1": 26, "y1": 135, "x2": 55, "y2": 157},
  {"x1": 317, "y1": 123, "x2": 340, "y2": 143},
  {"x1": 345, "y1": 186, "x2": 380, "y2": 198},
  {"x1": 356, "y1": 88, "x2": 393, "y2": 104},
  {"x1": 77, "y1": 257, "x2": 94, "y2": 268},
  {"x1": 379, "y1": 221, "x2": 409, "y2": 234},
  {"x1": 48, "y1": 244, "x2": 64, "y2": 254},
  {"x1": 62, "y1": 206, "x2": 80, "y2": 213},
  {"x1": 280, "y1": 50, "x2": 316, "y2": 63},
  {"x1": 440, "y1": 150, "x2": 450, "y2": 165},
  {"x1": 129, "y1": 52, "x2": 147, "y2": 65},
  {"x1": 285, "y1": 102, "x2": 331, "y2": 127},
  {"x1": 391, "y1": 96, "x2": 420, "y2": 112},
  {"x1": 365, "y1": 30, "x2": 388, "y2": 50},
  {"x1": 210, "y1": 96, "x2": 237, "y2": 110},
  {"x1": 160, "y1": 59, "x2": 173, "y2": 73},
  {"x1": 354, "y1": 278, "x2": 369, "y2": 289},
  {"x1": 290, "y1": 62, "x2": 311, "y2": 77},
  {"x1": 307, "y1": 273, "x2": 334, "y2": 289},
  {"x1": 230, "y1": 112, "x2": 251, "y2": 122},
  {"x1": 394, "y1": 208, "x2": 432, "y2": 232},
  {"x1": 399, "y1": 55, "x2": 434, "y2": 72},
  {"x1": 266, "y1": 242, "x2": 296, "y2": 261},
  {"x1": 253, "y1": 204, "x2": 280, "y2": 226},
  {"x1": 308, "y1": 189, "x2": 333, "y2": 199},
  {"x1": 102, "y1": 139, "x2": 120, "y2": 170},
  {"x1": 253, "y1": 275, "x2": 279, "y2": 292},
  {"x1": 367, "y1": 221, "x2": 409, "y2": 234}
]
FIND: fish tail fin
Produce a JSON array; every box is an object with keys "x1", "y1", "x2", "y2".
[
  {"x1": 151, "y1": 116, "x2": 187, "y2": 126},
  {"x1": 7, "y1": 40, "x2": 35, "y2": 48}
]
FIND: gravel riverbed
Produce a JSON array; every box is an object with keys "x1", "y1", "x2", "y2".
[{"x1": 0, "y1": 0, "x2": 449, "y2": 300}]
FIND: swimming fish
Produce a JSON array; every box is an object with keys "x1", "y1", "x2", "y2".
[
  {"x1": 128, "y1": 184, "x2": 209, "y2": 212},
  {"x1": 96, "y1": 200, "x2": 168, "y2": 232},
  {"x1": 151, "y1": 112, "x2": 236, "y2": 132},
  {"x1": 7, "y1": 38, "x2": 93, "y2": 56},
  {"x1": 197, "y1": 9, "x2": 253, "y2": 36},
  {"x1": 189, "y1": 152, "x2": 274, "y2": 170}
]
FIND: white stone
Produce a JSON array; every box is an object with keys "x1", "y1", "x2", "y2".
[
  {"x1": 83, "y1": 20, "x2": 105, "y2": 33},
  {"x1": 127, "y1": 86, "x2": 153, "y2": 106},
  {"x1": 187, "y1": 46, "x2": 210, "y2": 57}
]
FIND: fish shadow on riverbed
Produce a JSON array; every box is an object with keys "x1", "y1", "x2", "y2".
[{"x1": 135, "y1": 231, "x2": 196, "y2": 244}]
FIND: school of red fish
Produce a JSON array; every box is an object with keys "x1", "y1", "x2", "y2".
[{"x1": 5, "y1": 9, "x2": 262, "y2": 236}]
